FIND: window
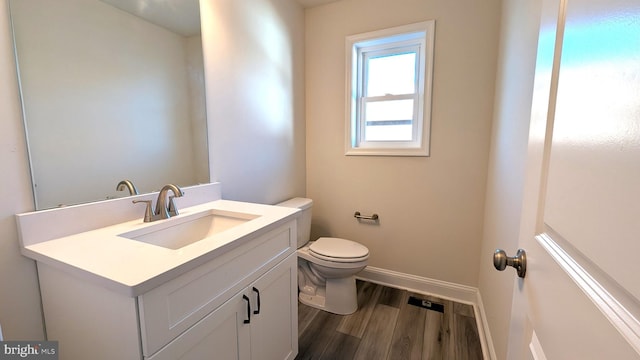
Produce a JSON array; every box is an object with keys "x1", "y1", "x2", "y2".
[{"x1": 345, "y1": 21, "x2": 435, "y2": 156}]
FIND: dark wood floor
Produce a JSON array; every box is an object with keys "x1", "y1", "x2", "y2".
[{"x1": 296, "y1": 280, "x2": 483, "y2": 360}]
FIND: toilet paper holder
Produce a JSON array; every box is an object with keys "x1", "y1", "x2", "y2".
[{"x1": 354, "y1": 211, "x2": 379, "y2": 221}]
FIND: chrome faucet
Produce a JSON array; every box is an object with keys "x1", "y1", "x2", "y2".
[
  {"x1": 154, "y1": 184, "x2": 184, "y2": 220},
  {"x1": 116, "y1": 179, "x2": 139, "y2": 195},
  {"x1": 132, "y1": 184, "x2": 184, "y2": 222}
]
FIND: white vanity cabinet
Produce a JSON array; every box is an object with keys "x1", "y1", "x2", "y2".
[
  {"x1": 36, "y1": 220, "x2": 298, "y2": 360},
  {"x1": 148, "y1": 254, "x2": 297, "y2": 360}
]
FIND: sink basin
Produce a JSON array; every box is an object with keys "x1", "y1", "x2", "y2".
[{"x1": 119, "y1": 209, "x2": 260, "y2": 249}]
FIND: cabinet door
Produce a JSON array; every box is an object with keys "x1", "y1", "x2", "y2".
[
  {"x1": 249, "y1": 254, "x2": 298, "y2": 360},
  {"x1": 148, "y1": 291, "x2": 251, "y2": 360}
]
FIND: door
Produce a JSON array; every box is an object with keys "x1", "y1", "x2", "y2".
[{"x1": 507, "y1": 0, "x2": 640, "y2": 358}]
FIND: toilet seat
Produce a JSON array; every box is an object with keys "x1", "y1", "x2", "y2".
[{"x1": 309, "y1": 237, "x2": 369, "y2": 263}]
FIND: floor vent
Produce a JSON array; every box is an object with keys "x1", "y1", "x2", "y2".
[{"x1": 407, "y1": 296, "x2": 444, "y2": 313}]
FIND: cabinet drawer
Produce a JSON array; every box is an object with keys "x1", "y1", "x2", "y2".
[{"x1": 138, "y1": 221, "x2": 295, "y2": 357}]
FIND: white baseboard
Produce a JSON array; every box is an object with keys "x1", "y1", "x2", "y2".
[
  {"x1": 475, "y1": 290, "x2": 498, "y2": 360},
  {"x1": 356, "y1": 266, "x2": 477, "y2": 304},
  {"x1": 356, "y1": 266, "x2": 496, "y2": 360}
]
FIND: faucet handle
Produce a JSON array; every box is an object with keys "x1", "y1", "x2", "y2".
[{"x1": 132, "y1": 200, "x2": 153, "y2": 222}]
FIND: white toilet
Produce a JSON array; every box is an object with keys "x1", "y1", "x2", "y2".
[{"x1": 277, "y1": 198, "x2": 369, "y2": 315}]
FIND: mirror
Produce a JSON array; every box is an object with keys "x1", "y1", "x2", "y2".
[{"x1": 9, "y1": 0, "x2": 209, "y2": 210}]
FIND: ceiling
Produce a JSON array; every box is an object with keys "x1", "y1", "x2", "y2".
[
  {"x1": 99, "y1": 0, "x2": 342, "y2": 37},
  {"x1": 99, "y1": 0, "x2": 201, "y2": 37}
]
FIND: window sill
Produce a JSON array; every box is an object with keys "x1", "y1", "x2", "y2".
[{"x1": 345, "y1": 147, "x2": 430, "y2": 157}]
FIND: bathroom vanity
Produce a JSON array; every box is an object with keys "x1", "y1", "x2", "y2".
[{"x1": 16, "y1": 184, "x2": 299, "y2": 360}]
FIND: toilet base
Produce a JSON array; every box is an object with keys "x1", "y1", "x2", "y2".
[{"x1": 298, "y1": 275, "x2": 358, "y2": 315}]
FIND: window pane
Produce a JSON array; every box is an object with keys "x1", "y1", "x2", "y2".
[
  {"x1": 366, "y1": 52, "x2": 416, "y2": 97},
  {"x1": 364, "y1": 99, "x2": 413, "y2": 141}
]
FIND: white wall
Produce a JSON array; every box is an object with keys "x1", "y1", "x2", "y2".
[
  {"x1": 202, "y1": 0, "x2": 306, "y2": 204},
  {"x1": 0, "y1": 1, "x2": 45, "y2": 340},
  {"x1": 305, "y1": 0, "x2": 501, "y2": 286},
  {"x1": 0, "y1": 0, "x2": 305, "y2": 339},
  {"x1": 477, "y1": 0, "x2": 542, "y2": 358}
]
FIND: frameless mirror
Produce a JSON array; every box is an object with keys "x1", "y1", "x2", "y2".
[{"x1": 9, "y1": 0, "x2": 209, "y2": 210}]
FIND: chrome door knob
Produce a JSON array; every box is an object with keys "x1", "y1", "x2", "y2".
[{"x1": 493, "y1": 249, "x2": 526, "y2": 278}]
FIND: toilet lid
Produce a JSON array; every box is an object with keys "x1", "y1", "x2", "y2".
[{"x1": 309, "y1": 237, "x2": 369, "y2": 260}]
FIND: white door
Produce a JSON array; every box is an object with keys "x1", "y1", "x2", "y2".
[{"x1": 505, "y1": 0, "x2": 640, "y2": 358}]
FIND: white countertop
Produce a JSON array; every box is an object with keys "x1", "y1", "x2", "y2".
[{"x1": 21, "y1": 200, "x2": 298, "y2": 296}]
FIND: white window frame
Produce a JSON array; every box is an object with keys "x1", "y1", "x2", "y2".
[{"x1": 345, "y1": 21, "x2": 435, "y2": 157}]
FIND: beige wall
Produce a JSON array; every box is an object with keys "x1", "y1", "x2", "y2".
[
  {"x1": 305, "y1": 0, "x2": 501, "y2": 286},
  {"x1": 477, "y1": 0, "x2": 542, "y2": 358},
  {"x1": 0, "y1": 0, "x2": 305, "y2": 339},
  {"x1": 0, "y1": 1, "x2": 44, "y2": 340},
  {"x1": 203, "y1": 0, "x2": 306, "y2": 204}
]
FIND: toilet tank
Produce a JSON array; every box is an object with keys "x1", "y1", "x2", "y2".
[{"x1": 276, "y1": 197, "x2": 313, "y2": 249}]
